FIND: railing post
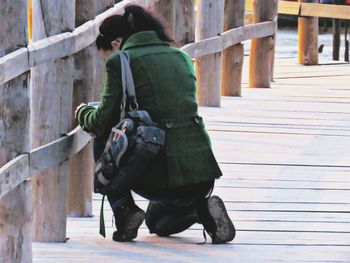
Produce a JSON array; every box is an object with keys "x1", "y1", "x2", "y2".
[
  {"x1": 173, "y1": 0, "x2": 195, "y2": 45},
  {"x1": 30, "y1": 0, "x2": 75, "y2": 242},
  {"x1": 195, "y1": 0, "x2": 225, "y2": 106},
  {"x1": 222, "y1": 0, "x2": 245, "y2": 96},
  {"x1": 153, "y1": 0, "x2": 176, "y2": 39},
  {"x1": 249, "y1": 0, "x2": 278, "y2": 88},
  {"x1": 0, "y1": 1, "x2": 32, "y2": 262},
  {"x1": 93, "y1": 0, "x2": 115, "y2": 99},
  {"x1": 68, "y1": 0, "x2": 98, "y2": 218},
  {"x1": 298, "y1": 0, "x2": 318, "y2": 65},
  {"x1": 153, "y1": 0, "x2": 195, "y2": 46},
  {"x1": 332, "y1": 0, "x2": 343, "y2": 61}
]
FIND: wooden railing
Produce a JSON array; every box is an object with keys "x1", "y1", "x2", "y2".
[
  {"x1": 0, "y1": 0, "x2": 277, "y2": 261},
  {"x1": 246, "y1": 0, "x2": 350, "y2": 64},
  {"x1": 246, "y1": 0, "x2": 350, "y2": 19}
]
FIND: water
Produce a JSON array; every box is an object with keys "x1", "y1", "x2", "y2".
[{"x1": 244, "y1": 28, "x2": 348, "y2": 62}]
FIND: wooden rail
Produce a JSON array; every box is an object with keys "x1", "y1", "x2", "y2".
[
  {"x1": 0, "y1": 127, "x2": 91, "y2": 199},
  {"x1": 182, "y1": 20, "x2": 277, "y2": 58},
  {"x1": 0, "y1": 16, "x2": 276, "y2": 86},
  {"x1": 246, "y1": 0, "x2": 350, "y2": 20}
]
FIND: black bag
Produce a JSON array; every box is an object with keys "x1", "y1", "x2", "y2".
[{"x1": 94, "y1": 51, "x2": 165, "y2": 194}]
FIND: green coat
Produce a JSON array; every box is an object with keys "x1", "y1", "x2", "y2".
[{"x1": 77, "y1": 31, "x2": 222, "y2": 188}]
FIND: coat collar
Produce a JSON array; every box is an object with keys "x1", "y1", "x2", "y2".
[{"x1": 122, "y1": 31, "x2": 170, "y2": 50}]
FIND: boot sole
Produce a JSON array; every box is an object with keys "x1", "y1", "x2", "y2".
[
  {"x1": 113, "y1": 210, "x2": 146, "y2": 242},
  {"x1": 207, "y1": 196, "x2": 236, "y2": 244}
]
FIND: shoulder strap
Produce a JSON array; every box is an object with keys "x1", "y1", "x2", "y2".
[{"x1": 119, "y1": 51, "x2": 138, "y2": 112}]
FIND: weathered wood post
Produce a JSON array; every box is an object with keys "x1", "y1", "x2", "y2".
[
  {"x1": 222, "y1": 0, "x2": 245, "y2": 96},
  {"x1": 68, "y1": 0, "x2": 97, "y2": 218},
  {"x1": 345, "y1": 22, "x2": 349, "y2": 62},
  {"x1": 332, "y1": 0, "x2": 343, "y2": 61},
  {"x1": 195, "y1": 0, "x2": 225, "y2": 106},
  {"x1": 333, "y1": 19, "x2": 341, "y2": 60},
  {"x1": 249, "y1": 0, "x2": 278, "y2": 88},
  {"x1": 173, "y1": 0, "x2": 195, "y2": 45},
  {"x1": 298, "y1": 0, "x2": 319, "y2": 65},
  {"x1": 153, "y1": 0, "x2": 195, "y2": 46},
  {"x1": 94, "y1": 0, "x2": 115, "y2": 100},
  {"x1": 0, "y1": 1, "x2": 32, "y2": 262},
  {"x1": 30, "y1": 0, "x2": 75, "y2": 242},
  {"x1": 153, "y1": 0, "x2": 176, "y2": 39}
]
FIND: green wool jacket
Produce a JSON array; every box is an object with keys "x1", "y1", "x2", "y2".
[{"x1": 77, "y1": 31, "x2": 222, "y2": 188}]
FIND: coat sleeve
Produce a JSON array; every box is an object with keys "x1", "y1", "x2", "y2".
[{"x1": 76, "y1": 53, "x2": 122, "y2": 138}]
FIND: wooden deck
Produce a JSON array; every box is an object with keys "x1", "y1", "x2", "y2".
[{"x1": 32, "y1": 58, "x2": 350, "y2": 262}]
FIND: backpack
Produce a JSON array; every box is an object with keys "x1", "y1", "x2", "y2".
[{"x1": 94, "y1": 51, "x2": 165, "y2": 194}]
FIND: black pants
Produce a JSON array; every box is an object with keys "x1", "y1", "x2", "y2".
[{"x1": 94, "y1": 138, "x2": 214, "y2": 236}]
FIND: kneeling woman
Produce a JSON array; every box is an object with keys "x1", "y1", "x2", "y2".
[{"x1": 76, "y1": 5, "x2": 235, "y2": 243}]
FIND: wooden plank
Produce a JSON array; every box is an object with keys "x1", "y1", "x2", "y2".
[
  {"x1": 0, "y1": 48, "x2": 29, "y2": 84},
  {"x1": 28, "y1": 32, "x2": 73, "y2": 66},
  {"x1": 32, "y1": 238, "x2": 350, "y2": 263},
  {"x1": 0, "y1": 154, "x2": 30, "y2": 199},
  {"x1": 30, "y1": 127, "x2": 91, "y2": 176},
  {"x1": 248, "y1": 1, "x2": 350, "y2": 19},
  {"x1": 240, "y1": 21, "x2": 276, "y2": 45},
  {"x1": 72, "y1": 219, "x2": 350, "y2": 235},
  {"x1": 181, "y1": 21, "x2": 276, "y2": 58},
  {"x1": 247, "y1": 0, "x2": 302, "y2": 16},
  {"x1": 218, "y1": 163, "x2": 350, "y2": 182},
  {"x1": 301, "y1": 2, "x2": 350, "y2": 20},
  {"x1": 278, "y1": 1, "x2": 301, "y2": 15},
  {"x1": 215, "y1": 178, "x2": 350, "y2": 190}
]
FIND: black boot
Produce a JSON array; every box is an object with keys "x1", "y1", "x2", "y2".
[
  {"x1": 112, "y1": 204, "x2": 145, "y2": 242},
  {"x1": 197, "y1": 196, "x2": 236, "y2": 244}
]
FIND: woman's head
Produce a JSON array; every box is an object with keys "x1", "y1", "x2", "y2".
[{"x1": 96, "y1": 5, "x2": 172, "y2": 59}]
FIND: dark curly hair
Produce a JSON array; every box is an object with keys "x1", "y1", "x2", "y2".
[{"x1": 96, "y1": 5, "x2": 173, "y2": 51}]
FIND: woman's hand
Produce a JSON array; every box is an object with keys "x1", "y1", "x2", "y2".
[{"x1": 75, "y1": 103, "x2": 87, "y2": 119}]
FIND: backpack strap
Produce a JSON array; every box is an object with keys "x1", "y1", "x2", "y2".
[{"x1": 119, "y1": 51, "x2": 138, "y2": 116}]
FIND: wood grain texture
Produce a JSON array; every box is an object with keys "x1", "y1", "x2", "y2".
[
  {"x1": 0, "y1": 0, "x2": 32, "y2": 261},
  {"x1": 174, "y1": 0, "x2": 195, "y2": 46},
  {"x1": 247, "y1": 0, "x2": 350, "y2": 19},
  {"x1": 300, "y1": 2, "x2": 350, "y2": 20},
  {"x1": 0, "y1": 155, "x2": 30, "y2": 199},
  {"x1": 67, "y1": 0, "x2": 97, "y2": 218},
  {"x1": 195, "y1": 0, "x2": 225, "y2": 106},
  {"x1": 93, "y1": 0, "x2": 114, "y2": 100},
  {"x1": 0, "y1": 181, "x2": 32, "y2": 263},
  {"x1": 298, "y1": 0, "x2": 319, "y2": 65},
  {"x1": 222, "y1": 0, "x2": 245, "y2": 96},
  {"x1": 30, "y1": 0, "x2": 75, "y2": 242},
  {"x1": 249, "y1": 0, "x2": 278, "y2": 88}
]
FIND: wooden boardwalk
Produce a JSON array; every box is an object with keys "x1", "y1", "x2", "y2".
[{"x1": 32, "y1": 58, "x2": 350, "y2": 262}]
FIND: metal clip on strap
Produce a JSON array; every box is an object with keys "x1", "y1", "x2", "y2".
[{"x1": 120, "y1": 51, "x2": 139, "y2": 113}]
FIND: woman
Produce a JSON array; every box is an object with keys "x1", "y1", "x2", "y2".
[{"x1": 76, "y1": 5, "x2": 235, "y2": 244}]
